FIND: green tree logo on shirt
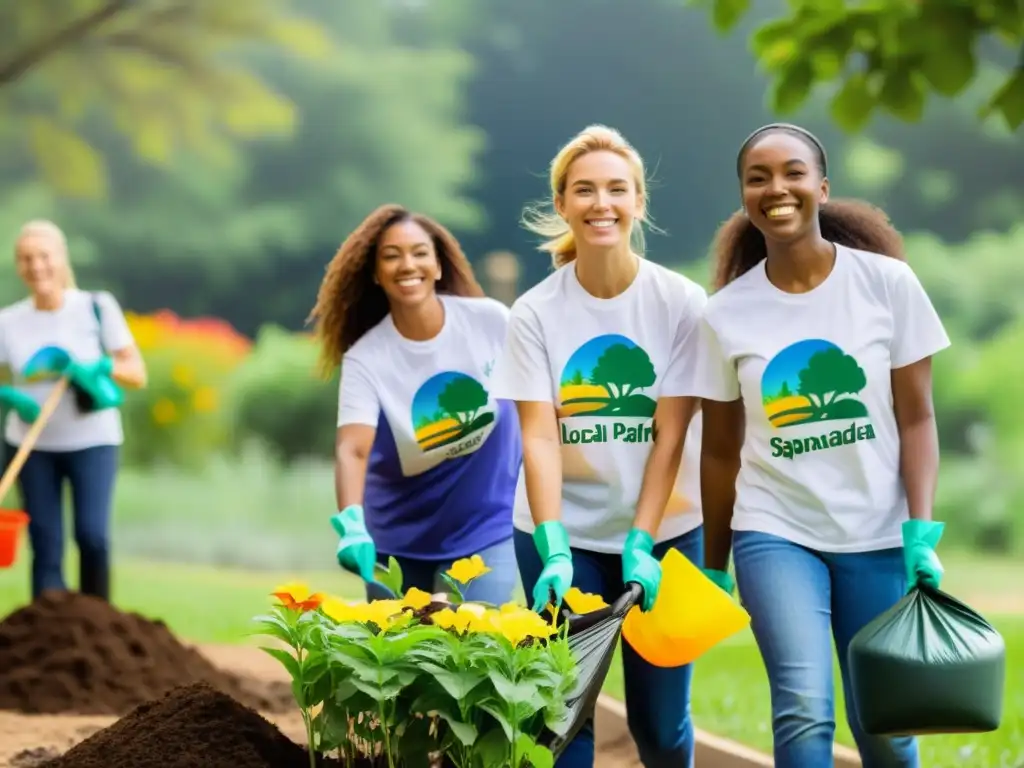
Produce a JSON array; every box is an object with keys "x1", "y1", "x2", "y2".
[
  {"x1": 557, "y1": 334, "x2": 658, "y2": 445},
  {"x1": 761, "y1": 338, "x2": 875, "y2": 459},
  {"x1": 411, "y1": 371, "x2": 495, "y2": 457}
]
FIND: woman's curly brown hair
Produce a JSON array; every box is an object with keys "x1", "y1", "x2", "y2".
[
  {"x1": 712, "y1": 123, "x2": 906, "y2": 292},
  {"x1": 308, "y1": 204, "x2": 484, "y2": 377}
]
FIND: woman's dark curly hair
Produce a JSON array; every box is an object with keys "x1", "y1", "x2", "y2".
[
  {"x1": 711, "y1": 123, "x2": 906, "y2": 292},
  {"x1": 308, "y1": 204, "x2": 484, "y2": 377}
]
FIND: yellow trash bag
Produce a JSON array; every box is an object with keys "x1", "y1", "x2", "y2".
[{"x1": 621, "y1": 548, "x2": 750, "y2": 667}]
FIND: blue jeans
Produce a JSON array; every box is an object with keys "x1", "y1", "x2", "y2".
[
  {"x1": 515, "y1": 525, "x2": 702, "y2": 768},
  {"x1": 5, "y1": 443, "x2": 119, "y2": 601},
  {"x1": 366, "y1": 535, "x2": 519, "y2": 605},
  {"x1": 733, "y1": 530, "x2": 919, "y2": 768}
]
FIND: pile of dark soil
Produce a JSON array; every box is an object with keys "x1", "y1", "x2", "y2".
[
  {"x1": 39, "y1": 683, "x2": 342, "y2": 768},
  {"x1": 0, "y1": 591, "x2": 293, "y2": 715}
]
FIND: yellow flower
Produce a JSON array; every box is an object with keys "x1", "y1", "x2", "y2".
[
  {"x1": 492, "y1": 609, "x2": 558, "y2": 646},
  {"x1": 320, "y1": 596, "x2": 358, "y2": 622},
  {"x1": 446, "y1": 554, "x2": 491, "y2": 584},
  {"x1": 352, "y1": 599, "x2": 407, "y2": 628},
  {"x1": 192, "y1": 386, "x2": 218, "y2": 413},
  {"x1": 563, "y1": 587, "x2": 609, "y2": 614},
  {"x1": 151, "y1": 397, "x2": 178, "y2": 425},
  {"x1": 402, "y1": 587, "x2": 433, "y2": 610},
  {"x1": 171, "y1": 363, "x2": 196, "y2": 388},
  {"x1": 430, "y1": 607, "x2": 459, "y2": 631},
  {"x1": 271, "y1": 581, "x2": 325, "y2": 612}
]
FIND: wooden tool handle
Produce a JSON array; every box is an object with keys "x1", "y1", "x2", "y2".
[{"x1": 0, "y1": 378, "x2": 69, "y2": 505}]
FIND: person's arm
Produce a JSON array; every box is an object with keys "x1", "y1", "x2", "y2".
[
  {"x1": 95, "y1": 292, "x2": 147, "y2": 389},
  {"x1": 632, "y1": 397, "x2": 698, "y2": 534},
  {"x1": 334, "y1": 355, "x2": 380, "y2": 510},
  {"x1": 701, "y1": 398, "x2": 744, "y2": 571},
  {"x1": 887, "y1": 264, "x2": 950, "y2": 523},
  {"x1": 109, "y1": 346, "x2": 147, "y2": 389},
  {"x1": 691, "y1": 312, "x2": 744, "y2": 574},
  {"x1": 892, "y1": 358, "x2": 939, "y2": 521},
  {"x1": 335, "y1": 424, "x2": 376, "y2": 510},
  {"x1": 516, "y1": 401, "x2": 564, "y2": 525}
]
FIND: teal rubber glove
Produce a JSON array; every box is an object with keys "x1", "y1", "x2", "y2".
[
  {"x1": 531, "y1": 521, "x2": 574, "y2": 613},
  {"x1": 622, "y1": 528, "x2": 662, "y2": 611},
  {"x1": 330, "y1": 505, "x2": 377, "y2": 583},
  {"x1": 0, "y1": 386, "x2": 40, "y2": 424},
  {"x1": 903, "y1": 519, "x2": 945, "y2": 591},
  {"x1": 64, "y1": 355, "x2": 123, "y2": 411},
  {"x1": 703, "y1": 568, "x2": 736, "y2": 595}
]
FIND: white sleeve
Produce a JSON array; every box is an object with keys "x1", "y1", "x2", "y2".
[
  {"x1": 693, "y1": 315, "x2": 741, "y2": 401},
  {"x1": 491, "y1": 301, "x2": 554, "y2": 402},
  {"x1": 337, "y1": 354, "x2": 381, "y2": 427},
  {"x1": 890, "y1": 264, "x2": 951, "y2": 368},
  {"x1": 661, "y1": 285, "x2": 707, "y2": 397},
  {"x1": 94, "y1": 292, "x2": 134, "y2": 352}
]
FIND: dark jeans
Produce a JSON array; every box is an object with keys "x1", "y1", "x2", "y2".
[
  {"x1": 515, "y1": 525, "x2": 703, "y2": 768},
  {"x1": 4, "y1": 442, "x2": 119, "y2": 601}
]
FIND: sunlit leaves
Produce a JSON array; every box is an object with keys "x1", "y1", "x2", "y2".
[
  {"x1": 24, "y1": 115, "x2": 107, "y2": 197},
  {"x1": 693, "y1": 0, "x2": 1024, "y2": 131}
]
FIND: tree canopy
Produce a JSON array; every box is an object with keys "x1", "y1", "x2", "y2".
[{"x1": 700, "y1": 0, "x2": 1024, "y2": 131}]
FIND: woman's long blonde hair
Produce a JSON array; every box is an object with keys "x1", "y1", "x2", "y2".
[
  {"x1": 15, "y1": 219, "x2": 77, "y2": 289},
  {"x1": 521, "y1": 124, "x2": 653, "y2": 268}
]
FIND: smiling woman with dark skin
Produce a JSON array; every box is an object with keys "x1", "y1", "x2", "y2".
[
  {"x1": 308, "y1": 204, "x2": 521, "y2": 604},
  {"x1": 693, "y1": 124, "x2": 949, "y2": 768}
]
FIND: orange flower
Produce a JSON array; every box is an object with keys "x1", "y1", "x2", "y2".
[{"x1": 272, "y1": 581, "x2": 326, "y2": 612}]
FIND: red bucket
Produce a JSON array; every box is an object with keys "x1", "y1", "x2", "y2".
[{"x1": 0, "y1": 509, "x2": 29, "y2": 568}]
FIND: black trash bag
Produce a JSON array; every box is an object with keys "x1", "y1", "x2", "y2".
[
  {"x1": 537, "y1": 583, "x2": 643, "y2": 758},
  {"x1": 847, "y1": 584, "x2": 1006, "y2": 737}
]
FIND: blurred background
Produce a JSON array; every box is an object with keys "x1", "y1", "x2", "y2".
[{"x1": 0, "y1": 0, "x2": 1021, "y2": 762}]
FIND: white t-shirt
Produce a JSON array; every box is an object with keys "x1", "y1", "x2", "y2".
[
  {"x1": 492, "y1": 258, "x2": 706, "y2": 554},
  {"x1": 695, "y1": 245, "x2": 951, "y2": 552},
  {"x1": 337, "y1": 294, "x2": 520, "y2": 559},
  {"x1": 0, "y1": 289, "x2": 135, "y2": 451}
]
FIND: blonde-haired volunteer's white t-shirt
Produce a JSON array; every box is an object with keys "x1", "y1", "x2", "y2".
[
  {"x1": 493, "y1": 258, "x2": 706, "y2": 554},
  {"x1": 0, "y1": 289, "x2": 135, "y2": 452},
  {"x1": 694, "y1": 245, "x2": 950, "y2": 552}
]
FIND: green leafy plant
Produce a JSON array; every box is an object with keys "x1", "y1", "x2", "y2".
[{"x1": 251, "y1": 556, "x2": 588, "y2": 767}]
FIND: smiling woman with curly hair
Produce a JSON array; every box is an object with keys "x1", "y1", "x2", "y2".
[{"x1": 308, "y1": 204, "x2": 520, "y2": 604}]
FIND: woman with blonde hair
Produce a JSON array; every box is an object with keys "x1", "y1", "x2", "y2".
[
  {"x1": 493, "y1": 125, "x2": 707, "y2": 767},
  {"x1": 0, "y1": 220, "x2": 147, "y2": 601},
  {"x1": 309, "y1": 204, "x2": 520, "y2": 603}
]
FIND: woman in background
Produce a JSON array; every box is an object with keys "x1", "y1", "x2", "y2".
[
  {"x1": 493, "y1": 125, "x2": 707, "y2": 767},
  {"x1": 696, "y1": 123, "x2": 948, "y2": 768},
  {"x1": 0, "y1": 219, "x2": 147, "y2": 601},
  {"x1": 309, "y1": 204, "x2": 520, "y2": 604}
]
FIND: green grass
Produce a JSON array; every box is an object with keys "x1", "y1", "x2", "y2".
[{"x1": 1, "y1": 555, "x2": 1020, "y2": 766}]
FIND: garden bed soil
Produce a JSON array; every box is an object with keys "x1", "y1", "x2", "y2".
[
  {"x1": 0, "y1": 643, "x2": 641, "y2": 768},
  {"x1": 0, "y1": 591, "x2": 293, "y2": 716}
]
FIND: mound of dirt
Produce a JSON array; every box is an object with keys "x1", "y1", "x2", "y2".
[
  {"x1": 39, "y1": 683, "x2": 343, "y2": 768},
  {"x1": 0, "y1": 591, "x2": 293, "y2": 716}
]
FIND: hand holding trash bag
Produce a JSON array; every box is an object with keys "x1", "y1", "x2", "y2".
[
  {"x1": 622, "y1": 528, "x2": 661, "y2": 611},
  {"x1": 531, "y1": 521, "x2": 574, "y2": 613},
  {"x1": 902, "y1": 518, "x2": 944, "y2": 591},
  {"x1": 847, "y1": 519, "x2": 1006, "y2": 737},
  {"x1": 330, "y1": 505, "x2": 377, "y2": 582}
]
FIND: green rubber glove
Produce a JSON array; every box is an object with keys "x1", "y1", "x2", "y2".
[
  {"x1": 64, "y1": 355, "x2": 123, "y2": 411},
  {"x1": 703, "y1": 568, "x2": 736, "y2": 595},
  {"x1": 0, "y1": 386, "x2": 40, "y2": 424},
  {"x1": 531, "y1": 521, "x2": 574, "y2": 613},
  {"x1": 622, "y1": 528, "x2": 662, "y2": 612},
  {"x1": 902, "y1": 519, "x2": 945, "y2": 591},
  {"x1": 330, "y1": 505, "x2": 377, "y2": 583}
]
